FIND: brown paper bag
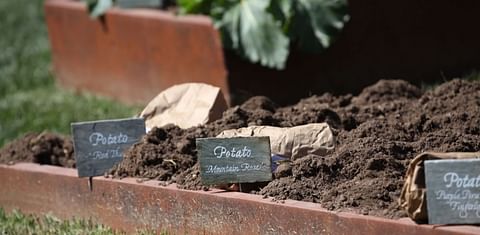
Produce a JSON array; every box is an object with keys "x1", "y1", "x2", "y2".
[
  {"x1": 399, "y1": 152, "x2": 480, "y2": 223},
  {"x1": 140, "y1": 83, "x2": 228, "y2": 130},
  {"x1": 216, "y1": 123, "x2": 335, "y2": 160}
]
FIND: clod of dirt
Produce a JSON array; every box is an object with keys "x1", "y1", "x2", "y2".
[
  {"x1": 274, "y1": 161, "x2": 292, "y2": 179},
  {"x1": 0, "y1": 132, "x2": 75, "y2": 168}
]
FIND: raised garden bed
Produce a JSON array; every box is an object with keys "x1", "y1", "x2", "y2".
[
  {"x1": 1, "y1": 163, "x2": 479, "y2": 235},
  {"x1": 1, "y1": 78, "x2": 479, "y2": 233}
]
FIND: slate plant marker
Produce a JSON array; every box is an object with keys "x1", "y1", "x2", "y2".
[
  {"x1": 425, "y1": 159, "x2": 480, "y2": 224},
  {"x1": 196, "y1": 137, "x2": 272, "y2": 185},
  {"x1": 71, "y1": 118, "x2": 145, "y2": 178}
]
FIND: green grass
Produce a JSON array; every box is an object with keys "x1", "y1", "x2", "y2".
[
  {"x1": 0, "y1": 209, "x2": 118, "y2": 235},
  {"x1": 0, "y1": 86, "x2": 138, "y2": 147},
  {"x1": 0, "y1": 208, "x2": 158, "y2": 235},
  {"x1": 0, "y1": 0, "x2": 53, "y2": 97},
  {"x1": 0, "y1": 0, "x2": 139, "y2": 147}
]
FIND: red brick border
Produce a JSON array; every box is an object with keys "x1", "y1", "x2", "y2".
[
  {"x1": 45, "y1": 0, "x2": 229, "y2": 105},
  {"x1": 0, "y1": 163, "x2": 479, "y2": 234}
]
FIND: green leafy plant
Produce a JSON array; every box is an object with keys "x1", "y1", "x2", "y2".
[
  {"x1": 85, "y1": 0, "x2": 348, "y2": 70},
  {"x1": 178, "y1": 0, "x2": 349, "y2": 69},
  {"x1": 86, "y1": 0, "x2": 113, "y2": 18}
]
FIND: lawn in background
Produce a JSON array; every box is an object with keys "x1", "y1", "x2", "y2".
[
  {"x1": 0, "y1": 208, "x2": 118, "y2": 235},
  {"x1": 0, "y1": 208, "x2": 157, "y2": 235},
  {"x1": 0, "y1": 0, "x2": 138, "y2": 148}
]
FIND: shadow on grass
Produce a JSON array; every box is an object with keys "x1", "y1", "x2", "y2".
[{"x1": 0, "y1": 85, "x2": 140, "y2": 148}]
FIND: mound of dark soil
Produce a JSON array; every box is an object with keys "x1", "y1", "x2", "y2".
[
  {"x1": 2, "y1": 79, "x2": 478, "y2": 219},
  {"x1": 261, "y1": 79, "x2": 480, "y2": 218},
  {"x1": 109, "y1": 79, "x2": 480, "y2": 218},
  {"x1": 0, "y1": 132, "x2": 75, "y2": 168}
]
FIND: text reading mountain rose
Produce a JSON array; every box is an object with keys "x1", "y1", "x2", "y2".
[{"x1": 196, "y1": 137, "x2": 272, "y2": 185}]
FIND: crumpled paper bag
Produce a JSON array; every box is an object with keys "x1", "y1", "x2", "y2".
[
  {"x1": 399, "y1": 152, "x2": 480, "y2": 223},
  {"x1": 216, "y1": 123, "x2": 335, "y2": 160},
  {"x1": 140, "y1": 83, "x2": 228, "y2": 130}
]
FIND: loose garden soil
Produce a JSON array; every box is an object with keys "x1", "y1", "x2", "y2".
[
  {"x1": 2, "y1": 79, "x2": 480, "y2": 219},
  {"x1": 0, "y1": 132, "x2": 75, "y2": 168}
]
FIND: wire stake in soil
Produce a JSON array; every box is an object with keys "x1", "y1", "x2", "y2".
[{"x1": 88, "y1": 177, "x2": 93, "y2": 191}]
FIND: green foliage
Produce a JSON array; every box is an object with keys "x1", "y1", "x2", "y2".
[
  {"x1": 179, "y1": 0, "x2": 349, "y2": 69},
  {"x1": 84, "y1": 0, "x2": 348, "y2": 69},
  {"x1": 289, "y1": 0, "x2": 349, "y2": 52},
  {"x1": 178, "y1": 0, "x2": 212, "y2": 14},
  {"x1": 87, "y1": 0, "x2": 114, "y2": 18},
  {"x1": 220, "y1": 0, "x2": 289, "y2": 69}
]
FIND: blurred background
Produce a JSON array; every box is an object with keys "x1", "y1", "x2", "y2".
[
  {"x1": 3, "y1": 0, "x2": 480, "y2": 147},
  {"x1": 0, "y1": 0, "x2": 138, "y2": 148}
]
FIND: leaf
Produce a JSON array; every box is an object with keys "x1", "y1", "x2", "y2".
[
  {"x1": 85, "y1": 0, "x2": 98, "y2": 13},
  {"x1": 291, "y1": 0, "x2": 349, "y2": 52},
  {"x1": 178, "y1": 0, "x2": 207, "y2": 14},
  {"x1": 219, "y1": 0, "x2": 289, "y2": 69},
  {"x1": 219, "y1": 3, "x2": 241, "y2": 49},
  {"x1": 178, "y1": 0, "x2": 230, "y2": 19},
  {"x1": 269, "y1": 0, "x2": 292, "y2": 24},
  {"x1": 89, "y1": 0, "x2": 113, "y2": 18},
  {"x1": 176, "y1": 0, "x2": 349, "y2": 69}
]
